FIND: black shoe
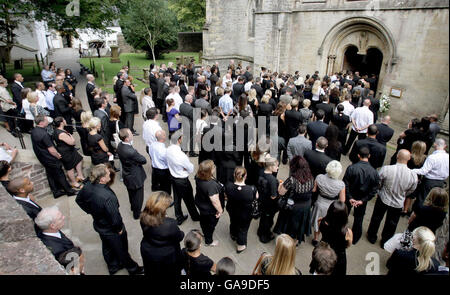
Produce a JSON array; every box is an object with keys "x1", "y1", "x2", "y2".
[
  {"x1": 312, "y1": 239, "x2": 319, "y2": 247},
  {"x1": 230, "y1": 235, "x2": 237, "y2": 241},
  {"x1": 54, "y1": 191, "x2": 66, "y2": 198},
  {"x1": 177, "y1": 215, "x2": 188, "y2": 225},
  {"x1": 128, "y1": 266, "x2": 144, "y2": 275},
  {"x1": 109, "y1": 266, "x2": 124, "y2": 275},
  {"x1": 66, "y1": 190, "x2": 78, "y2": 196},
  {"x1": 367, "y1": 234, "x2": 377, "y2": 244},
  {"x1": 132, "y1": 132, "x2": 139, "y2": 136},
  {"x1": 189, "y1": 152, "x2": 199, "y2": 157}
]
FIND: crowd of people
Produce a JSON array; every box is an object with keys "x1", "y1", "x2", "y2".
[{"x1": 0, "y1": 59, "x2": 448, "y2": 276}]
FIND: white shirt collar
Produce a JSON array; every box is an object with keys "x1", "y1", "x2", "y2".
[
  {"x1": 122, "y1": 141, "x2": 132, "y2": 146},
  {"x1": 14, "y1": 81, "x2": 23, "y2": 87},
  {"x1": 42, "y1": 231, "x2": 62, "y2": 239},
  {"x1": 13, "y1": 195, "x2": 39, "y2": 207}
]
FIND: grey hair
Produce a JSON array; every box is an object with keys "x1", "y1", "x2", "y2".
[
  {"x1": 35, "y1": 206, "x2": 60, "y2": 231},
  {"x1": 326, "y1": 160, "x2": 342, "y2": 179},
  {"x1": 435, "y1": 138, "x2": 446, "y2": 148}
]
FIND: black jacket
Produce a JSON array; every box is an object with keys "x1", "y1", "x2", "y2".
[
  {"x1": 285, "y1": 109, "x2": 305, "y2": 139},
  {"x1": 149, "y1": 73, "x2": 159, "y2": 95},
  {"x1": 179, "y1": 102, "x2": 194, "y2": 122},
  {"x1": 343, "y1": 161, "x2": 379, "y2": 202},
  {"x1": 315, "y1": 103, "x2": 334, "y2": 124},
  {"x1": 86, "y1": 82, "x2": 96, "y2": 111},
  {"x1": 94, "y1": 108, "x2": 109, "y2": 140},
  {"x1": 232, "y1": 83, "x2": 245, "y2": 103},
  {"x1": 14, "y1": 198, "x2": 42, "y2": 220},
  {"x1": 156, "y1": 78, "x2": 165, "y2": 101},
  {"x1": 121, "y1": 87, "x2": 137, "y2": 113},
  {"x1": 53, "y1": 93, "x2": 72, "y2": 123},
  {"x1": 114, "y1": 79, "x2": 124, "y2": 108},
  {"x1": 37, "y1": 230, "x2": 77, "y2": 262},
  {"x1": 10, "y1": 82, "x2": 23, "y2": 110},
  {"x1": 89, "y1": 183, "x2": 124, "y2": 234},
  {"x1": 375, "y1": 123, "x2": 394, "y2": 146},
  {"x1": 117, "y1": 142, "x2": 147, "y2": 189},
  {"x1": 349, "y1": 137, "x2": 386, "y2": 169},
  {"x1": 304, "y1": 149, "x2": 332, "y2": 177},
  {"x1": 307, "y1": 120, "x2": 328, "y2": 149},
  {"x1": 251, "y1": 84, "x2": 264, "y2": 100}
]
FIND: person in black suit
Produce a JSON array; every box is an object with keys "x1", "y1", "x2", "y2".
[
  {"x1": 179, "y1": 94, "x2": 197, "y2": 157},
  {"x1": 117, "y1": 129, "x2": 147, "y2": 220},
  {"x1": 252, "y1": 77, "x2": 264, "y2": 100},
  {"x1": 375, "y1": 115, "x2": 394, "y2": 146},
  {"x1": 315, "y1": 95, "x2": 334, "y2": 124},
  {"x1": 121, "y1": 79, "x2": 138, "y2": 134},
  {"x1": 349, "y1": 124, "x2": 387, "y2": 169},
  {"x1": 35, "y1": 206, "x2": 85, "y2": 274},
  {"x1": 307, "y1": 109, "x2": 328, "y2": 150},
  {"x1": 140, "y1": 191, "x2": 184, "y2": 276},
  {"x1": 10, "y1": 73, "x2": 24, "y2": 112},
  {"x1": 215, "y1": 135, "x2": 241, "y2": 186},
  {"x1": 86, "y1": 74, "x2": 96, "y2": 113},
  {"x1": 232, "y1": 77, "x2": 245, "y2": 103},
  {"x1": 53, "y1": 85, "x2": 73, "y2": 134},
  {"x1": 285, "y1": 99, "x2": 304, "y2": 139},
  {"x1": 31, "y1": 115, "x2": 76, "y2": 198},
  {"x1": 304, "y1": 137, "x2": 333, "y2": 178},
  {"x1": 368, "y1": 91, "x2": 380, "y2": 122},
  {"x1": 93, "y1": 97, "x2": 110, "y2": 143},
  {"x1": 81, "y1": 164, "x2": 144, "y2": 275},
  {"x1": 149, "y1": 69, "x2": 159, "y2": 100},
  {"x1": 8, "y1": 177, "x2": 42, "y2": 220}
]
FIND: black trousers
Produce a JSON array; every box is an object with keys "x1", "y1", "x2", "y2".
[
  {"x1": 367, "y1": 197, "x2": 402, "y2": 245},
  {"x1": 124, "y1": 112, "x2": 135, "y2": 132},
  {"x1": 229, "y1": 212, "x2": 252, "y2": 246},
  {"x1": 126, "y1": 186, "x2": 144, "y2": 219},
  {"x1": 151, "y1": 167, "x2": 171, "y2": 195},
  {"x1": 97, "y1": 228, "x2": 139, "y2": 274},
  {"x1": 346, "y1": 199, "x2": 368, "y2": 245},
  {"x1": 171, "y1": 176, "x2": 200, "y2": 221},
  {"x1": 257, "y1": 204, "x2": 278, "y2": 242},
  {"x1": 199, "y1": 213, "x2": 219, "y2": 244},
  {"x1": 343, "y1": 129, "x2": 366, "y2": 154},
  {"x1": 45, "y1": 165, "x2": 72, "y2": 197}
]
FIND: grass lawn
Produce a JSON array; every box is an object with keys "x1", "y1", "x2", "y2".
[{"x1": 80, "y1": 51, "x2": 200, "y2": 93}]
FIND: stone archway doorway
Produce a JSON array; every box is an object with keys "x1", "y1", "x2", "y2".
[{"x1": 343, "y1": 45, "x2": 383, "y2": 91}]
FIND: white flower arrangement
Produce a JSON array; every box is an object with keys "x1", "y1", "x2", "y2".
[{"x1": 379, "y1": 94, "x2": 391, "y2": 113}]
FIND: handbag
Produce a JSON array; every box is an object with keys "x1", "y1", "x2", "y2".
[
  {"x1": 277, "y1": 193, "x2": 294, "y2": 211},
  {"x1": 251, "y1": 252, "x2": 269, "y2": 275},
  {"x1": 111, "y1": 120, "x2": 121, "y2": 149},
  {"x1": 251, "y1": 186, "x2": 261, "y2": 219}
]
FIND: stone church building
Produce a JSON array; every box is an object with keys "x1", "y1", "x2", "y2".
[{"x1": 203, "y1": 0, "x2": 449, "y2": 129}]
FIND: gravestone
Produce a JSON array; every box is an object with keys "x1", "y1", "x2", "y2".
[{"x1": 110, "y1": 46, "x2": 121, "y2": 63}]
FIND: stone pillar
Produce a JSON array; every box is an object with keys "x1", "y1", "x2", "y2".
[{"x1": 110, "y1": 46, "x2": 120, "y2": 63}]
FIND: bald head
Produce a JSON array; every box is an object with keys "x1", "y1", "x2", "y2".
[
  {"x1": 155, "y1": 130, "x2": 166, "y2": 142},
  {"x1": 363, "y1": 99, "x2": 371, "y2": 107},
  {"x1": 316, "y1": 137, "x2": 328, "y2": 150},
  {"x1": 185, "y1": 94, "x2": 193, "y2": 103},
  {"x1": 381, "y1": 116, "x2": 391, "y2": 124},
  {"x1": 435, "y1": 138, "x2": 447, "y2": 150},
  {"x1": 86, "y1": 74, "x2": 94, "y2": 82},
  {"x1": 7, "y1": 177, "x2": 33, "y2": 196},
  {"x1": 397, "y1": 149, "x2": 411, "y2": 164}
]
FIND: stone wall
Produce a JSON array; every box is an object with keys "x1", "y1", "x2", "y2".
[
  {"x1": 204, "y1": 0, "x2": 450, "y2": 127},
  {"x1": 0, "y1": 185, "x2": 66, "y2": 274},
  {"x1": 177, "y1": 32, "x2": 203, "y2": 52}
]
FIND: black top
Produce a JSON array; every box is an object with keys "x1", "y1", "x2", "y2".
[
  {"x1": 315, "y1": 103, "x2": 334, "y2": 124},
  {"x1": 398, "y1": 128, "x2": 422, "y2": 152},
  {"x1": 407, "y1": 158, "x2": 425, "y2": 170},
  {"x1": 14, "y1": 197, "x2": 42, "y2": 220},
  {"x1": 73, "y1": 109, "x2": 83, "y2": 127},
  {"x1": 53, "y1": 128, "x2": 74, "y2": 155},
  {"x1": 325, "y1": 141, "x2": 343, "y2": 161},
  {"x1": 88, "y1": 133, "x2": 108, "y2": 164},
  {"x1": 141, "y1": 217, "x2": 184, "y2": 248},
  {"x1": 343, "y1": 161, "x2": 380, "y2": 202},
  {"x1": 387, "y1": 248, "x2": 440, "y2": 275},
  {"x1": 319, "y1": 218, "x2": 348, "y2": 254},
  {"x1": 331, "y1": 113, "x2": 350, "y2": 130},
  {"x1": 37, "y1": 230, "x2": 76, "y2": 265},
  {"x1": 303, "y1": 150, "x2": 332, "y2": 178},
  {"x1": 108, "y1": 119, "x2": 125, "y2": 138},
  {"x1": 257, "y1": 172, "x2": 278, "y2": 207},
  {"x1": 31, "y1": 126, "x2": 59, "y2": 167},
  {"x1": 307, "y1": 120, "x2": 328, "y2": 149},
  {"x1": 285, "y1": 109, "x2": 304, "y2": 139},
  {"x1": 375, "y1": 123, "x2": 394, "y2": 146},
  {"x1": 277, "y1": 116, "x2": 288, "y2": 140},
  {"x1": 181, "y1": 248, "x2": 214, "y2": 276},
  {"x1": 225, "y1": 183, "x2": 255, "y2": 219},
  {"x1": 195, "y1": 178, "x2": 222, "y2": 215},
  {"x1": 89, "y1": 183, "x2": 124, "y2": 234},
  {"x1": 117, "y1": 142, "x2": 147, "y2": 189},
  {"x1": 258, "y1": 103, "x2": 273, "y2": 117},
  {"x1": 408, "y1": 204, "x2": 447, "y2": 233},
  {"x1": 349, "y1": 137, "x2": 387, "y2": 169}
]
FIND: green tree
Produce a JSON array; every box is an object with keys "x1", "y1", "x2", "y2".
[
  {"x1": 169, "y1": 0, "x2": 205, "y2": 32},
  {"x1": 119, "y1": 0, "x2": 179, "y2": 63}
]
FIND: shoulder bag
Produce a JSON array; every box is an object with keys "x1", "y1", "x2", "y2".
[
  {"x1": 251, "y1": 252, "x2": 269, "y2": 275},
  {"x1": 251, "y1": 185, "x2": 261, "y2": 219}
]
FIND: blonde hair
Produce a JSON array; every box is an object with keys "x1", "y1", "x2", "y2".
[
  {"x1": 234, "y1": 166, "x2": 247, "y2": 182},
  {"x1": 303, "y1": 99, "x2": 311, "y2": 108},
  {"x1": 87, "y1": 117, "x2": 101, "y2": 131},
  {"x1": 326, "y1": 160, "x2": 342, "y2": 179},
  {"x1": 248, "y1": 88, "x2": 257, "y2": 102},
  {"x1": 81, "y1": 111, "x2": 93, "y2": 127},
  {"x1": 140, "y1": 191, "x2": 172, "y2": 227},
  {"x1": 411, "y1": 141, "x2": 427, "y2": 167},
  {"x1": 261, "y1": 94, "x2": 270, "y2": 104},
  {"x1": 264, "y1": 89, "x2": 272, "y2": 98},
  {"x1": 412, "y1": 226, "x2": 436, "y2": 272},
  {"x1": 312, "y1": 80, "x2": 321, "y2": 95},
  {"x1": 27, "y1": 91, "x2": 39, "y2": 103},
  {"x1": 266, "y1": 234, "x2": 297, "y2": 275}
]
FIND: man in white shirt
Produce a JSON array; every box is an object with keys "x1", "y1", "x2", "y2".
[
  {"x1": 45, "y1": 82, "x2": 56, "y2": 117},
  {"x1": 165, "y1": 86, "x2": 183, "y2": 111},
  {"x1": 35, "y1": 82, "x2": 47, "y2": 109},
  {"x1": 336, "y1": 93, "x2": 355, "y2": 117},
  {"x1": 343, "y1": 99, "x2": 373, "y2": 155},
  {"x1": 148, "y1": 130, "x2": 171, "y2": 195},
  {"x1": 244, "y1": 76, "x2": 253, "y2": 92},
  {"x1": 166, "y1": 134, "x2": 200, "y2": 225},
  {"x1": 142, "y1": 108, "x2": 162, "y2": 153},
  {"x1": 412, "y1": 138, "x2": 449, "y2": 207},
  {"x1": 367, "y1": 150, "x2": 418, "y2": 247}
]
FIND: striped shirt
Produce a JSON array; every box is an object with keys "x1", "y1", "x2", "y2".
[{"x1": 378, "y1": 163, "x2": 418, "y2": 209}]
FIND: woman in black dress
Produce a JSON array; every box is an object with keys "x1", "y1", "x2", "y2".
[
  {"x1": 53, "y1": 117, "x2": 85, "y2": 189},
  {"x1": 331, "y1": 104, "x2": 351, "y2": 147},
  {"x1": 274, "y1": 156, "x2": 314, "y2": 246},
  {"x1": 78, "y1": 111, "x2": 92, "y2": 156},
  {"x1": 107, "y1": 105, "x2": 125, "y2": 155},
  {"x1": 325, "y1": 125, "x2": 343, "y2": 161},
  {"x1": 258, "y1": 94, "x2": 274, "y2": 135},
  {"x1": 274, "y1": 101, "x2": 289, "y2": 164},
  {"x1": 225, "y1": 167, "x2": 258, "y2": 253},
  {"x1": 194, "y1": 160, "x2": 224, "y2": 247},
  {"x1": 71, "y1": 98, "x2": 84, "y2": 129},
  {"x1": 64, "y1": 69, "x2": 77, "y2": 96},
  {"x1": 319, "y1": 200, "x2": 353, "y2": 275},
  {"x1": 87, "y1": 117, "x2": 112, "y2": 166},
  {"x1": 140, "y1": 191, "x2": 185, "y2": 276},
  {"x1": 390, "y1": 118, "x2": 422, "y2": 164}
]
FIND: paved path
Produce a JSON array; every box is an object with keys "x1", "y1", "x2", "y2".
[{"x1": 2, "y1": 48, "x2": 412, "y2": 275}]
